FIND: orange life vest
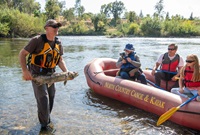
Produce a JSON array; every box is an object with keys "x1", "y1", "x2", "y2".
[
  {"x1": 161, "y1": 53, "x2": 179, "y2": 72},
  {"x1": 30, "y1": 34, "x2": 60, "y2": 69},
  {"x1": 184, "y1": 66, "x2": 200, "y2": 87}
]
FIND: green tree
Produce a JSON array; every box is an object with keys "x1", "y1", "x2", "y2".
[
  {"x1": 82, "y1": 12, "x2": 93, "y2": 21},
  {"x1": 161, "y1": 15, "x2": 183, "y2": 36},
  {"x1": 189, "y1": 12, "x2": 194, "y2": 20},
  {"x1": 58, "y1": 0, "x2": 66, "y2": 11},
  {"x1": 100, "y1": 4, "x2": 111, "y2": 18},
  {"x1": 0, "y1": 7, "x2": 10, "y2": 37},
  {"x1": 179, "y1": 20, "x2": 196, "y2": 36},
  {"x1": 165, "y1": 12, "x2": 170, "y2": 20},
  {"x1": 45, "y1": 0, "x2": 61, "y2": 19},
  {"x1": 0, "y1": 0, "x2": 10, "y2": 8},
  {"x1": 0, "y1": 23, "x2": 10, "y2": 37},
  {"x1": 128, "y1": 23, "x2": 139, "y2": 35},
  {"x1": 12, "y1": 12, "x2": 44, "y2": 37},
  {"x1": 127, "y1": 11, "x2": 137, "y2": 23},
  {"x1": 172, "y1": 19, "x2": 198, "y2": 37},
  {"x1": 0, "y1": 0, "x2": 41, "y2": 15},
  {"x1": 0, "y1": 7, "x2": 44, "y2": 37},
  {"x1": 74, "y1": 0, "x2": 85, "y2": 18},
  {"x1": 0, "y1": 0, "x2": 23, "y2": 9},
  {"x1": 116, "y1": 23, "x2": 129, "y2": 36},
  {"x1": 140, "y1": 15, "x2": 162, "y2": 37},
  {"x1": 0, "y1": 7, "x2": 18, "y2": 37},
  {"x1": 110, "y1": 0, "x2": 125, "y2": 26},
  {"x1": 154, "y1": 0, "x2": 164, "y2": 17},
  {"x1": 139, "y1": 10, "x2": 144, "y2": 18},
  {"x1": 19, "y1": 0, "x2": 41, "y2": 15},
  {"x1": 78, "y1": 6, "x2": 85, "y2": 18},
  {"x1": 92, "y1": 13, "x2": 106, "y2": 32},
  {"x1": 72, "y1": 20, "x2": 89, "y2": 35},
  {"x1": 63, "y1": 8, "x2": 75, "y2": 21}
]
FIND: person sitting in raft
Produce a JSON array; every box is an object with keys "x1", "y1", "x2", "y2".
[
  {"x1": 171, "y1": 54, "x2": 200, "y2": 101},
  {"x1": 116, "y1": 43, "x2": 147, "y2": 85},
  {"x1": 151, "y1": 44, "x2": 184, "y2": 89}
]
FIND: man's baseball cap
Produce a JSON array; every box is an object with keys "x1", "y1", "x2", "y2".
[{"x1": 44, "y1": 19, "x2": 62, "y2": 28}]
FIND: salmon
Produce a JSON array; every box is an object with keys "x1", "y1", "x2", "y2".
[{"x1": 32, "y1": 71, "x2": 78, "y2": 87}]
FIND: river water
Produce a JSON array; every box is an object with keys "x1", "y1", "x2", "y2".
[{"x1": 0, "y1": 36, "x2": 200, "y2": 135}]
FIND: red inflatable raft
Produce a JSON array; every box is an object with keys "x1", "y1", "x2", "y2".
[{"x1": 84, "y1": 58, "x2": 200, "y2": 131}]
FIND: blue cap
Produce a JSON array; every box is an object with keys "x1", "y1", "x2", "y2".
[{"x1": 124, "y1": 44, "x2": 134, "y2": 51}]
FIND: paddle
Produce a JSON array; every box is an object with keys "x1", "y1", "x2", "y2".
[
  {"x1": 146, "y1": 79, "x2": 165, "y2": 90},
  {"x1": 157, "y1": 94, "x2": 198, "y2": 126},
  {"x1": 94, "y1": 69, "x2": 119, "y2": 74},
  {"x1": 146, "y1": 68, "x2": 177, "y2": 74}
]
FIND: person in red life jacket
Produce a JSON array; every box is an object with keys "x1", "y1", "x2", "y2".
[
  {"x1": 19, "y1": 19, "x2": 69, "y2": 133},
  {"x1": 171, "y1": 54, "x2": 200, "y2": 101},
  {"x1": 151, "y1": 44, "x2": 184, "y2": 89},
  {"x1": 116, "y1": 44, "x2": 147, "y2": 85}
]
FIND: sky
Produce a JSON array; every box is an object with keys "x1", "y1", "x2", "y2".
[{"x1": 36, "y1": 0, "x2": 200, "y2": 18}]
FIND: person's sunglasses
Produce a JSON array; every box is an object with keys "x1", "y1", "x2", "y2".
[
  {"x1": 49, "y1": 25, "x2": 59, "y2": 28},
  {"x1": 186, "y1": 60, "x2": 194, "y2": 63},
  {"x1": 168, "y1": 48, "x2": 175, "y2": 50}
]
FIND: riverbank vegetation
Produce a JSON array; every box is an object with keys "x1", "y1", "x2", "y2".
[{"x1": 1, "y1": 0, "x2": 200, "y2": 38}]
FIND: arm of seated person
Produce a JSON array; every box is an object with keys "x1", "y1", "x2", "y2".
[{"x1": 128, "y1": 55, "x2": 141, "y2": 68}]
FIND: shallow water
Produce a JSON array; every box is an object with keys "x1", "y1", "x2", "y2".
[{"x1": 0, "y1": 36, "x2": 200, "y2": 135}]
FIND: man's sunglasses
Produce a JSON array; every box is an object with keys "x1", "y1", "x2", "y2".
[
  {"x1": 49, "y1": 25, "x2": 60, "y2": 28},
  {"x1": 168, "y1": 48, "x2": 175, "y2": 50},
  {"x1": 186, "y1": 60, "x2": 194, "y2": 63}
]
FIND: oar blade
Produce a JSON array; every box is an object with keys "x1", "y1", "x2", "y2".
[
  {"x1": 157, "y1": 94, "x2": 198, "y2": 126},
  {"x1": 157, "y1": 107, "x2": 180, "y2": 126}
]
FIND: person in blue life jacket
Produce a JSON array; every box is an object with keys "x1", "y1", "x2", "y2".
[
  {"x1": 151, "y1": 44, "x2": 184, "y2": 90},
  {"x1": 116, "y1": 43, "x2": 147, "y2": 85}
]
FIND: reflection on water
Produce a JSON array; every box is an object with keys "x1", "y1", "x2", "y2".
[
  {"x1": 0, "y1": 38, "x2": 29, "y2": 67},
  {"x1": 84, "y1": 90, "x2": 199, "y2": 135},
  {"x1": 0, "y1": 36, "x2": 200, "y2": 134}
]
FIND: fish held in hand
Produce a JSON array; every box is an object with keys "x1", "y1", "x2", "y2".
[{"x1": 32, "y1": 71, "x2": 78, "y2": 87}]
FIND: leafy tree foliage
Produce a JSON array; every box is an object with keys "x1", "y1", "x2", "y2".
[
  {"x1": 162, "y1": 16, "x2": 199, "y2": 37},
  {"x1": 45, "y1": 0, "x2": 61, "y2": 19},
  {"x1": 154, "y1": 0, "x2": 164, "y2": 17},
  {"x1": 0, "y1": 0, "x2": 40, "y2": 15},
  {"x1": 58, "y1": 0, "x2": 66, "y2": 11},
  {"x1": 0, "y1": 6, "x2": 44, "y2": 37},
  {"x1": 189, "y1": 12, "x2": 194, "y2": 20},
  {"x1": 139, "y1": 10, "x2": 144, "y2": 18},
  {"x1": 74, "y1": 0, "x2": 85, "y2": 18},
  {"x1": 92, "y1": 13, "x2": 107, "y2": 32},
  {"x1": 109, "y1": 1, "x2": 125, "y2": 26},
  {"x1": 71, "y1": 20, "x2": 89, "y2": 34},
  {"x1": 100, "y1": 4, "x2": 111, "y2": 18},
  {"x1": 165, "y1": 12, "x2": 170, "y2": 20},
  {"x1": 1, "y1": 0, "x2": 200, "y2": 38},
  {"x1": 82, "y1": 13, "x2": 93, "y2": 21},
  {"x1": 0, "y1": 8, "x2": 10, "y2": 36},
  {"x1": 125, "y1": 11, "x2": 137, "y2": 23},
  {"x1": 116, "y1": 23, "x2": 130, "y2": 36},
  {"x1": 140, "y1": 15, "x2": 162, "y2": 37},
  {"x1": 62, "y1": 8, "x2": 75, "y2": 21},
  {"x1": 128, "y1": 23, "x2": 140, "y2": 35}
]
